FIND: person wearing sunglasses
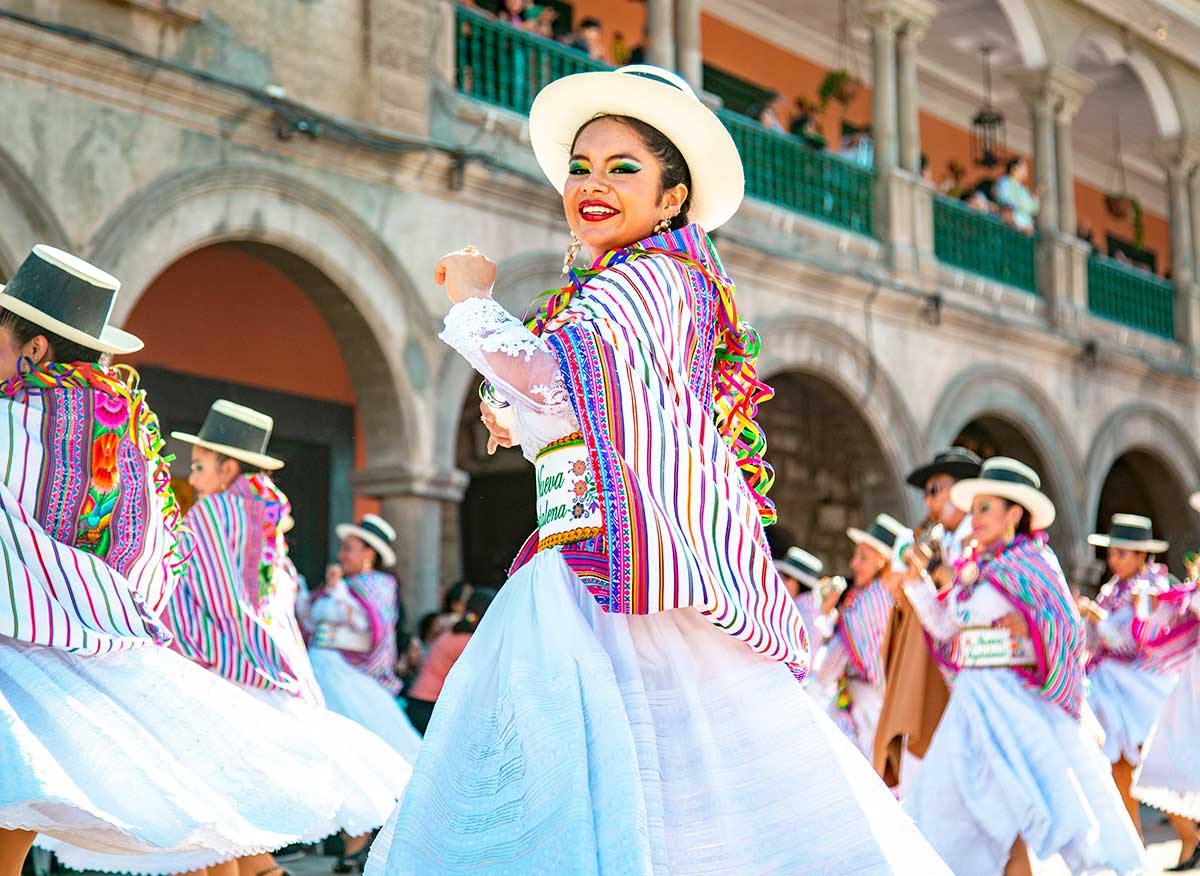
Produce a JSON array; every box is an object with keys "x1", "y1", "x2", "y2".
[
  {"x1": 899, "y1": 458, "x2": 1148, "y2": 876},
  {"x1": 874, "y1": 448, "x2": 981, "y2": 791}
]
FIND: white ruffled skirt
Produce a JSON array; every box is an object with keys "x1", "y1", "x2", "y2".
[
  {"x1": 365, "y1": 548, "x2": 951, "y2": 876},
  {"x1": 825, "y1": 680, "x2": 883, "y2": 761},
  {"x1": 37, "y1": 669, "x2": 413, "y2": 874},
  {"x1": 1, "y1": 639, "x2": 338, "y2": 870},
  {"x1": 905, "y1": 669, "x2": 1149, "y2": 876},
  {"x1": 1134, "y1": 648, "x2": 1200, "y2": 818},
  {"x1": 309, "y1": 647, "x2": 423, "y2": 764},
  {"x1": 1086, "y1": 659, "x2": 1178, "y2": 765}
]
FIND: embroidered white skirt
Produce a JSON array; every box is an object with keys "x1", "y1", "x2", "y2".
[
  {"x1": 365, "y1": 548, "x2": 950, "y2": 876},
  {"x1": 905, "y1": 669, "x2": 1149, "y2": 876},
  {"x1": 1, "y1": 639, "x2": 338, "y2": 871},
  {"x1": 309, "y1": 647, "x2": 423, "y2": 764},
  {"x1": 1086, "y1": 659, "x2": 1178, "y2": 765},
  {"x1": 1134, "y1": 649, "x2": 1200, "y2": 818}
]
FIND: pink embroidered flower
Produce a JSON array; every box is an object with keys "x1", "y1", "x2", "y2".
[
  {"x1": 573, "y1": 480, "x2": 588, "y2": 497},
  {"x1": 93, "y1": 390, "x2": 129, "y2": 430}
]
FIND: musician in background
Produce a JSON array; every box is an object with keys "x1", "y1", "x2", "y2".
[
  {"x1": 874, "y1": 447, "x2": 982, "y2": 791},
  {"x1": 774, "y1": 546, "x2": 829, "y2": 638}
]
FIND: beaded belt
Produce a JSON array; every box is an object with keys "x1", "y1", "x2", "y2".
[
  {"x1": 534, "y1": 433, "x2": 603, "y2": 550},
  {"x1": 959, "y1": 627, "x2": 1037, "y2": 668}
]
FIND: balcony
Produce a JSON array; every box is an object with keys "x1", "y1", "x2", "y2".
[
  {"x1": 1087, "y1": 253, "x2": 1176, "y2": 340},
  {"x1": 933, "y1": 195, "x2": 1036, "y2": 295}
]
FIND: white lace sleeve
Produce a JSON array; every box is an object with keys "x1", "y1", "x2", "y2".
[
  {"x1": 440, "y1": 297, "x2": 579, "y2": 459},
  {"x1": 904, "y1": 577, "x2": 962, "y2": 642}
]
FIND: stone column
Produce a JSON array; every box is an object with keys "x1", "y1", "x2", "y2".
[
  {"x1": 896, "y1": 20, "x2": 927, "y2": 175},
  {"x1": 675, "y1": 0, "x2": 702, "y2": 90},
  {"x1": 1053, "y1": 76, "x2": 1092, "y2": 236},
  {"x1": 1154, "y1": 136, "x2": 1199, "y2": 291},
  {"x1": 866, "y1": 9, "x2": 898, "y2": 172},
  {"x1": 353, "y1": 464, "x2": 469, "y2": 618},
  {"x1": 645, "y1": 0, "x2": 675, "y2": 71}
]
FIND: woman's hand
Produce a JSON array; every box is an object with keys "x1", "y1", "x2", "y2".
[
  {"x1": 435, "y1": 247, "x2": 497, "y2": 304},
  {"x1": 479, "y1": 400, "x2": 516, "y2": 456},
  {"x1": 818, "y1": 579, "x2": 841, "y2": 616},
  {"x1": 994, "y1": 612, "x2": 1029, "y2": 638},
  {"x1": 325, "y1": 563, "x2": 343, "y2": 589},
  {"x1": 1076, "y1": 596, "x2": 1104, "y2": 623}
]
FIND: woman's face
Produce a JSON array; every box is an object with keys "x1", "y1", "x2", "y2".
[
  {"x1": 970, "y1": 494, "x2": 1024, "y2": 548},
  {"x1": 563, "y1": 117, "x2": 688, "y2": 259},
  {"x1": 1107, "y1": 547, "x2": 1147, "y2": 581},
  {"x1": 1010, "y1": 159, "x2": 1029, "y2": 183},
  {"x1": 337, "y1": 535, "x2": 376, "y2": 577},
  {"x1": 188, "y1": 446, "x2": 240, "y2": 499},
  {"x1": 0, "y1": 325, "x2": 50, "y2": 381},
  {"x1": 849, "y1": 542, "x2": 886, "y2": 587}
]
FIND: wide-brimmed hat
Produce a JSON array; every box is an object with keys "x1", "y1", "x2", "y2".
[
  {"x1": 0, "y1": 244, "x2": 142, "y2": 355},
  {"x1": 950, "y1": 457, "x2": 1056, "y2": 531},
  {"x1": 171, "y1": 400, "x2": 284, "y2": 472},
  {"x1": 336, "y1": 514, "x2": 397, "y2": 569},
  {"x1": 847, "y1": 513, "x2": 908, "y2": 558},
  {"x1": 774, "y1": 547, "x2": 824, "y2": 589},
  {"x1": 528, "y1": 64, "x2": 745, "y2": 230},
  {"x1": 906, "y1": 446, "x2": 983, "y2": 489},
  {"x1": 1088, "y1": 513, "x2": 1168, "y2": 554}
]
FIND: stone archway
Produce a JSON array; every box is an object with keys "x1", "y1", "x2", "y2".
[
  {"x1": 0, "y1": 144, "x2": 71, "y2": 276},
  {"x1": 927, "y1": 364, "x2": 1085, "y2": 572},
  {"x1": 88, "y1": 163, "x2": 451, "y2": 614}
]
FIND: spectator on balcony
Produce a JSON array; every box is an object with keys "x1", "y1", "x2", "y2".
[
  {"x1": 496, "y1": 0, "x2": 534, "y2": 30},
  {"x1": 525, "y1": 5, "x2": 558, "y2": 38},
  {"x1": 994, "y1": 156, "x2": 1039, "y2": 234},
  {"x1": 747, "y1": 91, "x2": 787, "y2": 134},
  {"x1": 839, "y1": 121, "x2": 874, "y2": 169},
  {"x1": 789, "y1": 96, "x2": 826, "y2": 149},
  {"x1": 938, "y1": 159, "x2": 966, "y2": 198},
  {"x1": 564, "y1": 17, "x2": 605, "y2": 61}
]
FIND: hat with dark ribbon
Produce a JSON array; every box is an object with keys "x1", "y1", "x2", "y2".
[
  {"x1": 846, "y1": 513, "x2": 908, "y2": 558},
  {"x1": 171, "y1": 399, "x2": 283, "y2": 471},
  {"x1": 906, "y1": 446, "x2": 983, "y2": 489},
  {"x1": 0, "y1": 244, "x2": 142, "y2": 354},
  {"x1": 335, "y1": 514, "x2": 397, "y2": 569},
  {"x1": 774, "y1": 547, "x2": 824, "y2": 589},
  {"x1": 1088, "y1": 514, "x2": 1168, "y2": 554},
  {"x1": 949, "y1": 457, "x2": 1056, "y2": 531}
]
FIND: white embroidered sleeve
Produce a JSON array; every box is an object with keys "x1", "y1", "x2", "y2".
[{"x1": 904, "y1": 577, "x2": 962, "y2": 642}]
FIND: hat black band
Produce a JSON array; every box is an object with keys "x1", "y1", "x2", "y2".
[
  {"x1": 1109, "y1": 522, "x2": 1155, "y2": 543},
  {"x1": 867, "y1": 522, "x2": 898, "y2": 548},
  {"x1": 198, "y1": 412, "x2": 270, "y2": 456},
  {"x1": 980, "y1": 467, "x2": 1038, "y2": 490},
  {"x1": 4, "y1": 255, "x2": 114, "y2": 337},
  {"x1": 358, "y1": 520, "x2": 395, "y2": 547},
  {"x1": 626, "y1": 70, "x2": 685, "y2": 91}
]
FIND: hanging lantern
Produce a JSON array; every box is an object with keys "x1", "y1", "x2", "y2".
[{"x1": 971, "y1": 46, "x2": 1006, "y2": 168}]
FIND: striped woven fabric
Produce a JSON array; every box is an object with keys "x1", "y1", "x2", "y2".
[
  {"x1": 0, "y1": 363, "x2": 182, "y2": 654},
  {"x1": 834, "y1": 579, "x2": 893, "y2": 686},
  {"x1": 538, "y1": 225, "x2": 810, "y2": 680},
  {"x1": 1090, "y1": 564, "x2": 1192, "y2": 674},
  {"x1": 932, "y1": 534, "x2": 1084, "y2": 717},
  {"x1": 333, "y1": 570, "x2": 402, "y2": 695},
  {"x1": 164, "y1": 474, "x2": 322, "y2": 705},
  {"x1": 1131, "y1": 578, "x2": 1200, "y2": 673}
]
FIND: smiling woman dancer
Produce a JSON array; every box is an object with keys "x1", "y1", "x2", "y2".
[{"x1": 364, "y1": 65, "x2": 949, "y2": 875}]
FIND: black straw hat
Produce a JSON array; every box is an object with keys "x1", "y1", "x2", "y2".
[
  {"x1": 906, "y1": 446, "x2": 983, "y2": 489},
  {"x1": 171, "y1": 400, "x2": 283, "y2": 471}
]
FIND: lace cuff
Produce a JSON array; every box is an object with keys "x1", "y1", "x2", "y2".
[
  {"x1": 904, "y1": 577, "x2": 961, "y2": 641},
  {"x1": 440, "y1": 297, "x2": 574, "y2": 419}
]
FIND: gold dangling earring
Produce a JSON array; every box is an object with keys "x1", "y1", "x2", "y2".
[
  {"x1": 653, "y1": 215, "x2": 672, "y2": 235},
  {"x1": 1004, "y1": 522, "x2": 1017, "y2": 542},
  {"x1": 562, "y1": 230, "x2": 582, "y2": 275}
]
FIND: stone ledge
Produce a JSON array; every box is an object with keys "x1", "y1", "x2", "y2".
[
  {"x1": 352, "y1": 464, "x2": 470, "y2": 501},
  {"x1": 100, "y1": 0, "x2": 206, "y2": 26}
]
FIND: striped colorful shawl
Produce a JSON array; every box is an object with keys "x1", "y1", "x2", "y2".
[
  {"x1": 1090, "y1": 565, "x2": 1190, "y2": 674},
  {"x1": 933, "y1": 534, "x2": 1084, "y2": 717},
  {"x1": 834, "y1": 578, "x2": 893, "y2": 686},
  {"x1": 0, "y1": 363, "x2": 183, "y2": 653},
  {"x1": 325, "y1": 570, "x2": 402, "y2": 695},
  {"x1": 1131, "y1": 578, "x2": 1200, "y2": 673},
  {"x1": 521, "y1": 225, "x2": 810, "y2": 680},
  {"x1": 164, "y1": 474, "x2": 322, "y2": 705}
]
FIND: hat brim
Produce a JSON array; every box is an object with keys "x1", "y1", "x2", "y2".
[
  {"x1": 529, "y1": 70, "x2": 745, "y2": 231},
  {"x1": 336, "y1": 523, "x2": 397, "y2": 569},
  {"x1": 774, "y1": 560, "x2": 821, "y2": 589},
  {"x1": 0, "y1": 290, "x2": 143, "y2": 355},
  {"x1": 846, "y1": 528, "x2": 893, "y2": 558},
  {"x1": 950, "y1": 478, "x2": 1056, "y2": 531},
  {"x1": 170, "y1": 431, "x2": 284, "y2": 472},
  {"x1": 905, "y1": 460, "x2": 982, "y2": 489},
  {"x1": 1191, "y1": 492, "x2": 1200, "y2": 513},
  {"x1": 1087, "y1": 534, "x2": 1169, "y2": 554}
]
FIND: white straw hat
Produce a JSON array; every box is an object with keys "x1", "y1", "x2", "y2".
[
  {"x1": 0, "y1": 244, "x2": 142, "y2": 354},
  {"x1": 1087, "y1": 513, "x2": 1168, "y2": 554},
  {"x1": 171, "y1": 399, "x2": 284, "y2": 472},
  {"x1": 847, "y1": 513, "x2": 908, "y2": 558},
  {"x1": 774, "y1": 547, "x2": 824, "y2": 589},
  {"x1": 335, "y1": 514, "x2": 397, "y2": 569},
  {"x1": 950, "y1": 457, "x2": 1056, "y2": 531},
  {"x1": 529, "y1": 65, "x2": 745, "y2": 231}
]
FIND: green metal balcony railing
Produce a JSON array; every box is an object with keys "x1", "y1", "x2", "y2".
[
  {"x1": 453, "y1": 6, "x2": 875, "y2": 237},
  {"x1": 933, "y1": 195, "x2": 1037, "y2": 294},
  {"x1": 455, "y1": 5, "x2": 607, "y2": 115},
  {"x1": 718, "y1": 109, "x2": 875, "y2": 235},
  {"x1": 1087, "y1": 253, "x2": 1176, "y2": 339}
]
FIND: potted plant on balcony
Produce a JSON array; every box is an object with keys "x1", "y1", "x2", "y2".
[
  {"x1": 819, "y1": 69, "x2": 861, "y2": 108},
  {"x1": 1104, "y1": 192, "x2": 1134, "y2": 220}
]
